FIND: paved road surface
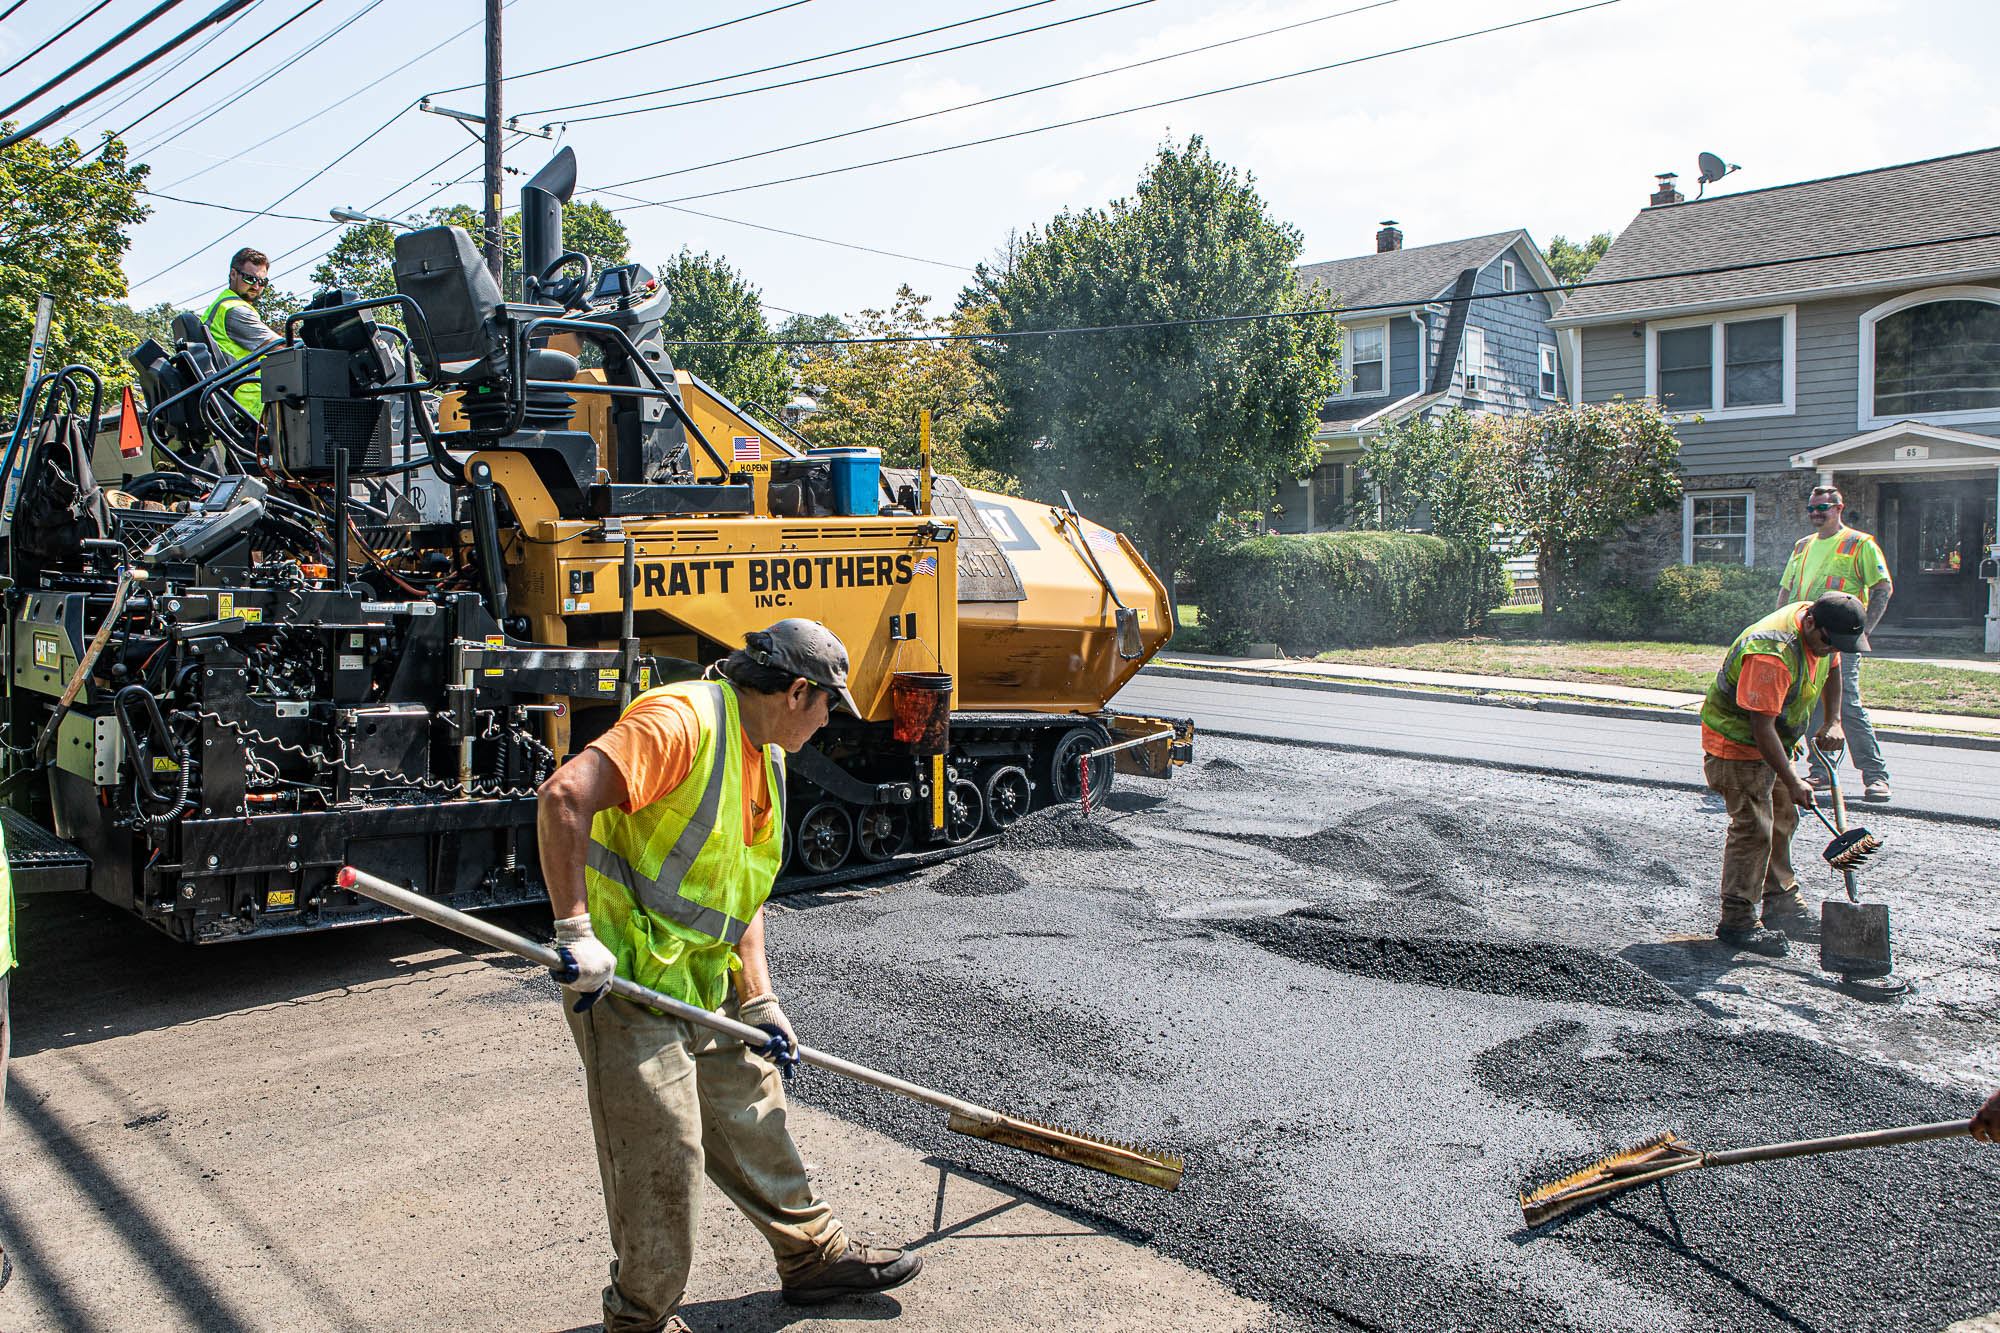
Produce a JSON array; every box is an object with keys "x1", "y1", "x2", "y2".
[{"x1": 1116, "y1": 669, "x2": 2000, "y2": 823}]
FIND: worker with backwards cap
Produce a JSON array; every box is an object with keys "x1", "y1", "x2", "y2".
[
  {"x1": 537, "y1": 619, "x2": 921, "y2": 1333},
  {"x1": 1699, "y1": 591, "x2": 1868, "y2": 958}
]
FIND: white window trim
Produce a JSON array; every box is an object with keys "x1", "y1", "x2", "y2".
[
  {"x1": 1644, "y1": 304, "x2": 1796, "y2": 421},
  {"x1": 1537, "y1": 342, "x2": 1559, "y2": 400},
  {"x1": 1502, "y1": 260, "x2": 1517, "y2": 293},
  {"x1": 1681, "y1": 490, "x2": 1757, "y2": 567},
  {"x1": 1856, "y1": 284, "x2": 2000, "y2": 430},
  {"x1": 1335, "y1": 317, "x2": 1391, "y2": 399},
  {"x1": 1458, "y1": 326, "x2": 1487, "y2": 397}
]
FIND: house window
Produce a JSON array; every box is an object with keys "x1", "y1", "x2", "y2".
[
  {"x1": 1683, "y1": 491, "x2": 1755, "y2": 566},
  {"x1": 1340, "y1": 321, "x2": 1388, "y2": 397},
  {"x1": 1502, "y1": 260, "x2": 1517, "y2": 292},
  {"x1": 1537, "y1": 344, "x2": 1559, "y2": 399},
  {"x1": 1647, "y1": 306, "x2": 1795, "y2": 418},
  {"x1": 1458, "y1": 326, "x2": 1487, "y2": 395},
  {"x1": 1861, "y1": 288, "x2": 2000, "y2": 424}
]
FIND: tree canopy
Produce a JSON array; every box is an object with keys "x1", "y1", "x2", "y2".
[
  {"x1": 654, "y1": 248, "x2": 789, "y2": 413},
  {"x1": 1547, "y1": 232, "x2": 1613, "y2": 286},
  {"x1": 790, "y1": 287, "x2": 1013, "y2": 493},
  {"x1": 1, "y1": 128, "x2": 149, "y2": 414},
  {"x1": 964, "y1": 136, "x2": 1341, "y2": 585}
]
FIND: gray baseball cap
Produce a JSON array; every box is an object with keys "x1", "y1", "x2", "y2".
[{"x1": 751, "y1": 618, "x2": 858, "y2": 715}]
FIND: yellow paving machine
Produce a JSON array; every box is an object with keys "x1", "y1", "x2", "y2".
[{"x1": 0, "y1": 149, "x2": 1189, "y2": 940}]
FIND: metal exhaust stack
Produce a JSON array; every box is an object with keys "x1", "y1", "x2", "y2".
[{"x1": 335, "y1": 867, "x2": 1185, "y2": 1192}]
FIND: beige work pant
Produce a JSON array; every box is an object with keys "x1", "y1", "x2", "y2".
[
  {"x1": 1704, "y1": 754, "x2": 1801, "y2": 930},
  {"x1": 565, "y1": 991, "x2": 846, "y2": 1333}
]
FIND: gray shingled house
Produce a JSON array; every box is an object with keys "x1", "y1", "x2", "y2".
[
  {"x1": 1271, "y1": 224, "x2": 1565, "y2": 533},
  {"x1": 1553, "y1": 148, "x2": 2000, "y2": 647}
]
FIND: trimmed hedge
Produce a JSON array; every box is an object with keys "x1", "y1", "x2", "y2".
[
  {"x1": 1580, "y1": 563, "x2": 1773, "y2": 644},
  {"x1": 1190, "y1": 531, "x2": 1507, "y2": 653}
]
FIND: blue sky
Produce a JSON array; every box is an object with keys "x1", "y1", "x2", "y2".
[{"x1": 6, "y1": 0, "x2": 1998, "y2": 322}]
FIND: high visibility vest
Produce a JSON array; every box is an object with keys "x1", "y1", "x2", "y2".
[
  {"x1": 0, "y1": 820, "x2": 12, "y2": 976},
  {"x1": 583, "y1": 679, "x2": 786, "y2": 1009},
  {"x1": 1700, "y1": 603, "x2": 1833, "y2": 752},
  {"x1": 200, "y1": 288, "x2": 264, "y2": 420},
  {"x1": 1783, "y1": 528, "x2": 1886, "y2": 606}
]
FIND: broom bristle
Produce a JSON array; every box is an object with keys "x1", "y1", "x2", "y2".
[
  {"x1": 1518, "y1": 1132, "x2": 1692, "y2": 1222},
  {"x1": 1829, "y1": 832, "x2": 1882, "y2": 869}
]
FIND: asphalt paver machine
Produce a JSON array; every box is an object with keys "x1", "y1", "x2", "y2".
[{"x1": 0, "y1": 149, "x2": 1190, "y2": 943}]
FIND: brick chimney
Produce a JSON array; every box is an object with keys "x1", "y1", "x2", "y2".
[
  {"x1": 1650, "y1": 172, "x2": 1683, "y2": 206},
  {"x1": 1375, "y1": 220, "x2": 1403, "y2": 253}
]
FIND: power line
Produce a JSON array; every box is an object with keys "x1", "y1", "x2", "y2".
[
  {"x1": 591, "y1": 189, "x2": 974, "y2": 271},
  {"x1": 606, "y1": 0, "x2": 1624, "y2": 211},
  {"x1": 140, "y1": 186, "x2": 325, "y2": 220},
  {"x1": 0, "y1": 0, "x2": 184, "y2": 121},
  {"x1": 430, "y1": 0, "x2": 815, "y2": 98},
  {"x1": 591, "y1": 0, "x2": 1400, "y2": 194},
  {"x1": 660, "y1": 226, "x2": 2000, "y2": 348},
  {"x1": 0, "y1": 0, "x2": 118, "y2": 84},
  {"x1": 161, "y1": 1, "x2": 508, "y2": 189},
  {"x1": 520, "y1": 0, "x2": 1062, "y2": 119},
  {"x1": 0, "y1": 1, "x2": 38, "y2": 25},
  {"x1": 52, "y1": 0, "x2": 260, "y2": 131},
  {"x1": 114, "y1": 0, "x2": 341, "y2": 142},
  {"x1": 558, "y1": 0, "x2": 1160, "y2": 128}
]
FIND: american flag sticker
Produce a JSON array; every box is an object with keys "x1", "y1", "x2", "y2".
[
  {"x1": 1085, "y1": 528, "x2": 1118, "y2": 552},
  {"x1": 912, "y1": 554, "x2": 938, "y2": 576},
  {"x1": 732, "y1": 435, "x2": 763, "y2": 462}
]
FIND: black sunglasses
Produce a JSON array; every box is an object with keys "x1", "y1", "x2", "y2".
[
  {"x1": 233, "y1": 268, "x2": 270, "y2": 287},
  {"x1": 1806, "y1": 503, "x2": 1837, "y2": 514}
]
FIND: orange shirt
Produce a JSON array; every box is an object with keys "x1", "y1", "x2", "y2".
[
  {"x1": 588, "y1": 691, "x2": 775, "y2": 843},
  {"x1": 1701, "y1": 615, "x2": 1836, "y2": 760}
]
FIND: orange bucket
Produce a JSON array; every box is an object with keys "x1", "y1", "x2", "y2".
[{"x1": 890, "y1": 672, "x2": 953, "y2": 754}]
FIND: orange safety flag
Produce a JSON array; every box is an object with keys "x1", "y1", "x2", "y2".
[{"x1": 117, "y1": 385, "x2": 144, "y2": 458}]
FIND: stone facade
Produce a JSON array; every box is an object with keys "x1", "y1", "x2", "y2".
[{"x1": 1598, "y1": 470, "x2": 1887, "y2": 588}]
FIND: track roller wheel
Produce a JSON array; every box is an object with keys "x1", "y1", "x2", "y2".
[
  {"x1": 1049, "y1": 726, "x2": 1113, "y2": 806},
  {"x1": 854, "y1": 805, "x2": 909, "y2": 863},
  {"x1": 793, "y1": 801, "x2": 854, "y2": 874},
  {"x1": 943, "y1": 777, "x2": 985, "y2": 845},
  {"x1": 982, "y1": 765, "x2": 1033, "y2": 831}
]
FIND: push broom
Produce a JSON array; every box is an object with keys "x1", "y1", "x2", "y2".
[
  {"x1": 336, "y1": 866, "x2": 1183, "y2": 1192},
  {"x1": 1519, "y1": 1117, "x2": 1975, "y2": 1228}
]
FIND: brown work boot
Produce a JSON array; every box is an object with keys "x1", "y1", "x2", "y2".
[
  {"x1": 1717, "y1": 923, "x2": 1789, "y2": 957},
  {"x1": 1761, "y1": 890, "x2": 1814, "y2": 933},
  {"x1": 781, "y1": 1240, "x2": 922, "y2": 1306}
]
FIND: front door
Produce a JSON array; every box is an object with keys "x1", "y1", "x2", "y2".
[{"x1": 1877, "y1": 479, "x2": 1997, "y2": 627}]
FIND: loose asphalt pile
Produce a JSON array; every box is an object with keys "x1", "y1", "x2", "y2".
[{"x1": 768, "y1": 741, "x2": 2000, "y2": 1332}]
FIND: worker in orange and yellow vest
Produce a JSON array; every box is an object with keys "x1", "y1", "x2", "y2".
[
  {"x1": 1700, "y1": 592, "x2": 1867, "y2": 957},
  {"x1": 536, "y1": 620, "x2": 921, "y2": 1333},
  {"x1": 1778, "y1": 484, "x2": 1894, "y2": 802}
]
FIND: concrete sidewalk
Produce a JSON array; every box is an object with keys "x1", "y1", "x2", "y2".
[{"x1": 1155, "y1": 651, "x2": 2000, "y2": 745}]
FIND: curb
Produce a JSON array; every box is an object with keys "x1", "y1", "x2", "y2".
[{"x1": 1143, "y1": 662, "x2": 2000, "y2": 755}]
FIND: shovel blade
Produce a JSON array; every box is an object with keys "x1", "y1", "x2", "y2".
[{"x1": 1821, "y1": 899, "x2": 1893, "y2": 978}]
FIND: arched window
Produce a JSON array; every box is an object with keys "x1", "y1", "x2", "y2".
[{"x1": 1861, "y1": 287, "x2": 2000, "y2": 425}]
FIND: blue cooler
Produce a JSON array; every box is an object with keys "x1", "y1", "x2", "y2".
[{"x1": 810, "y1": 447, "x2": 882, "y2": 517}]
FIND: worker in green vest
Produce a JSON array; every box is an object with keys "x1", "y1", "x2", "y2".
[
  {"x1": 193, "y1": 246, "x2": 283, "y2": 422},
  {"x1": 1700, "y1": 591, "x2": 1864, "y2": 956},
  {"x1": 537, "y1": 620, "x2": 920, "y2": 1333},
  {"x1": 1778, "y1": 484, "x2": 1894, "y2": 802}
]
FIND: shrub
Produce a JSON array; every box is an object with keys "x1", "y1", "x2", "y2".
[
  {"x1": 1575, "y1": 563, "x2": 1773, "y2": 644},
  {"x1": 1189, "y1": 531, "x2": 1506, "y2": 653}
]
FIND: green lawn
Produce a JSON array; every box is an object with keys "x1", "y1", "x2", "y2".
[{"x1": 1168, "y1": 603, "x2": 2000, "y2": 717}]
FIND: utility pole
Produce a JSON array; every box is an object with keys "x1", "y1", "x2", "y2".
[{"x1": 482, "y1": 0, "x2": 503, "y2": 282}]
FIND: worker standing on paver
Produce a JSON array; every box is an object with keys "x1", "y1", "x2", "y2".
[
  {"x1": 536, "y1": 619, "x2": 921, "y2": 1333},
  {"x1": 1779, "y1": 485, "x2": 1895, "y2": 802},
  {"x1": 1701, "y1": 592, "x2": 1867, "y2": 956}
]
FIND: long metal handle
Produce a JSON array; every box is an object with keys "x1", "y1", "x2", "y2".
[
  {"x1": 1704, "y1": 1119, "x2": 1969, "y2": 1167},
  {"x1": 1808, "y1": 740, "x2": 1861, "y2": 899},
  {"x1": 336, "y1": 867, "x2": 1002, "y2": 1127}
]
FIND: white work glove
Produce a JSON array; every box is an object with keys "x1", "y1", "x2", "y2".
[
  {"x1": 550, "y1": 914, "x2": 616, "y2": 1012},
  {"x1": 739, "y1": 992, "x2": 800, "y2": 1079}
]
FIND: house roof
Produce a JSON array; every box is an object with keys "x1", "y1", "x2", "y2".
[
  {"x1": 1554, "y1": 145, "x2": 2000, "y2": 326},
  {"x1": 1316, "y1": 389, "x2": 1448, "y2": 435},
  {"x1": 1296, "y1": 230, "x2": 1528, "y2": 309}
]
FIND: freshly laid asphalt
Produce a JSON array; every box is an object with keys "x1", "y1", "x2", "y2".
[{"x1": 1113, "y1": 668, "x2": 2000, "y2": 824}]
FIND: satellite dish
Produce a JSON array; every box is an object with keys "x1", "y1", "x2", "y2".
[{"x1": 1694, "y1": 152, "x2": 1741, "y2": 198}]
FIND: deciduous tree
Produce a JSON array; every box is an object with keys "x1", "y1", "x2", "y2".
[
  {"x1": 311, "y1": 201, "x2": 630, "y2": 301},
  {"x1": 791, "y1": 287, "x2": 1012, "y2": 492},
  {"x1": 654, "y1": 249, "x2": 789, "y2": 414},
  {"x1": 966, "y1": 136, "x2": 1341, "y2": 590},
  {"x1": 1546, "y1": 232, "x2": 1612, "y2": 286},
  {"x1": 0, "y1": 128, "x2": 148, "y2": 414}
]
